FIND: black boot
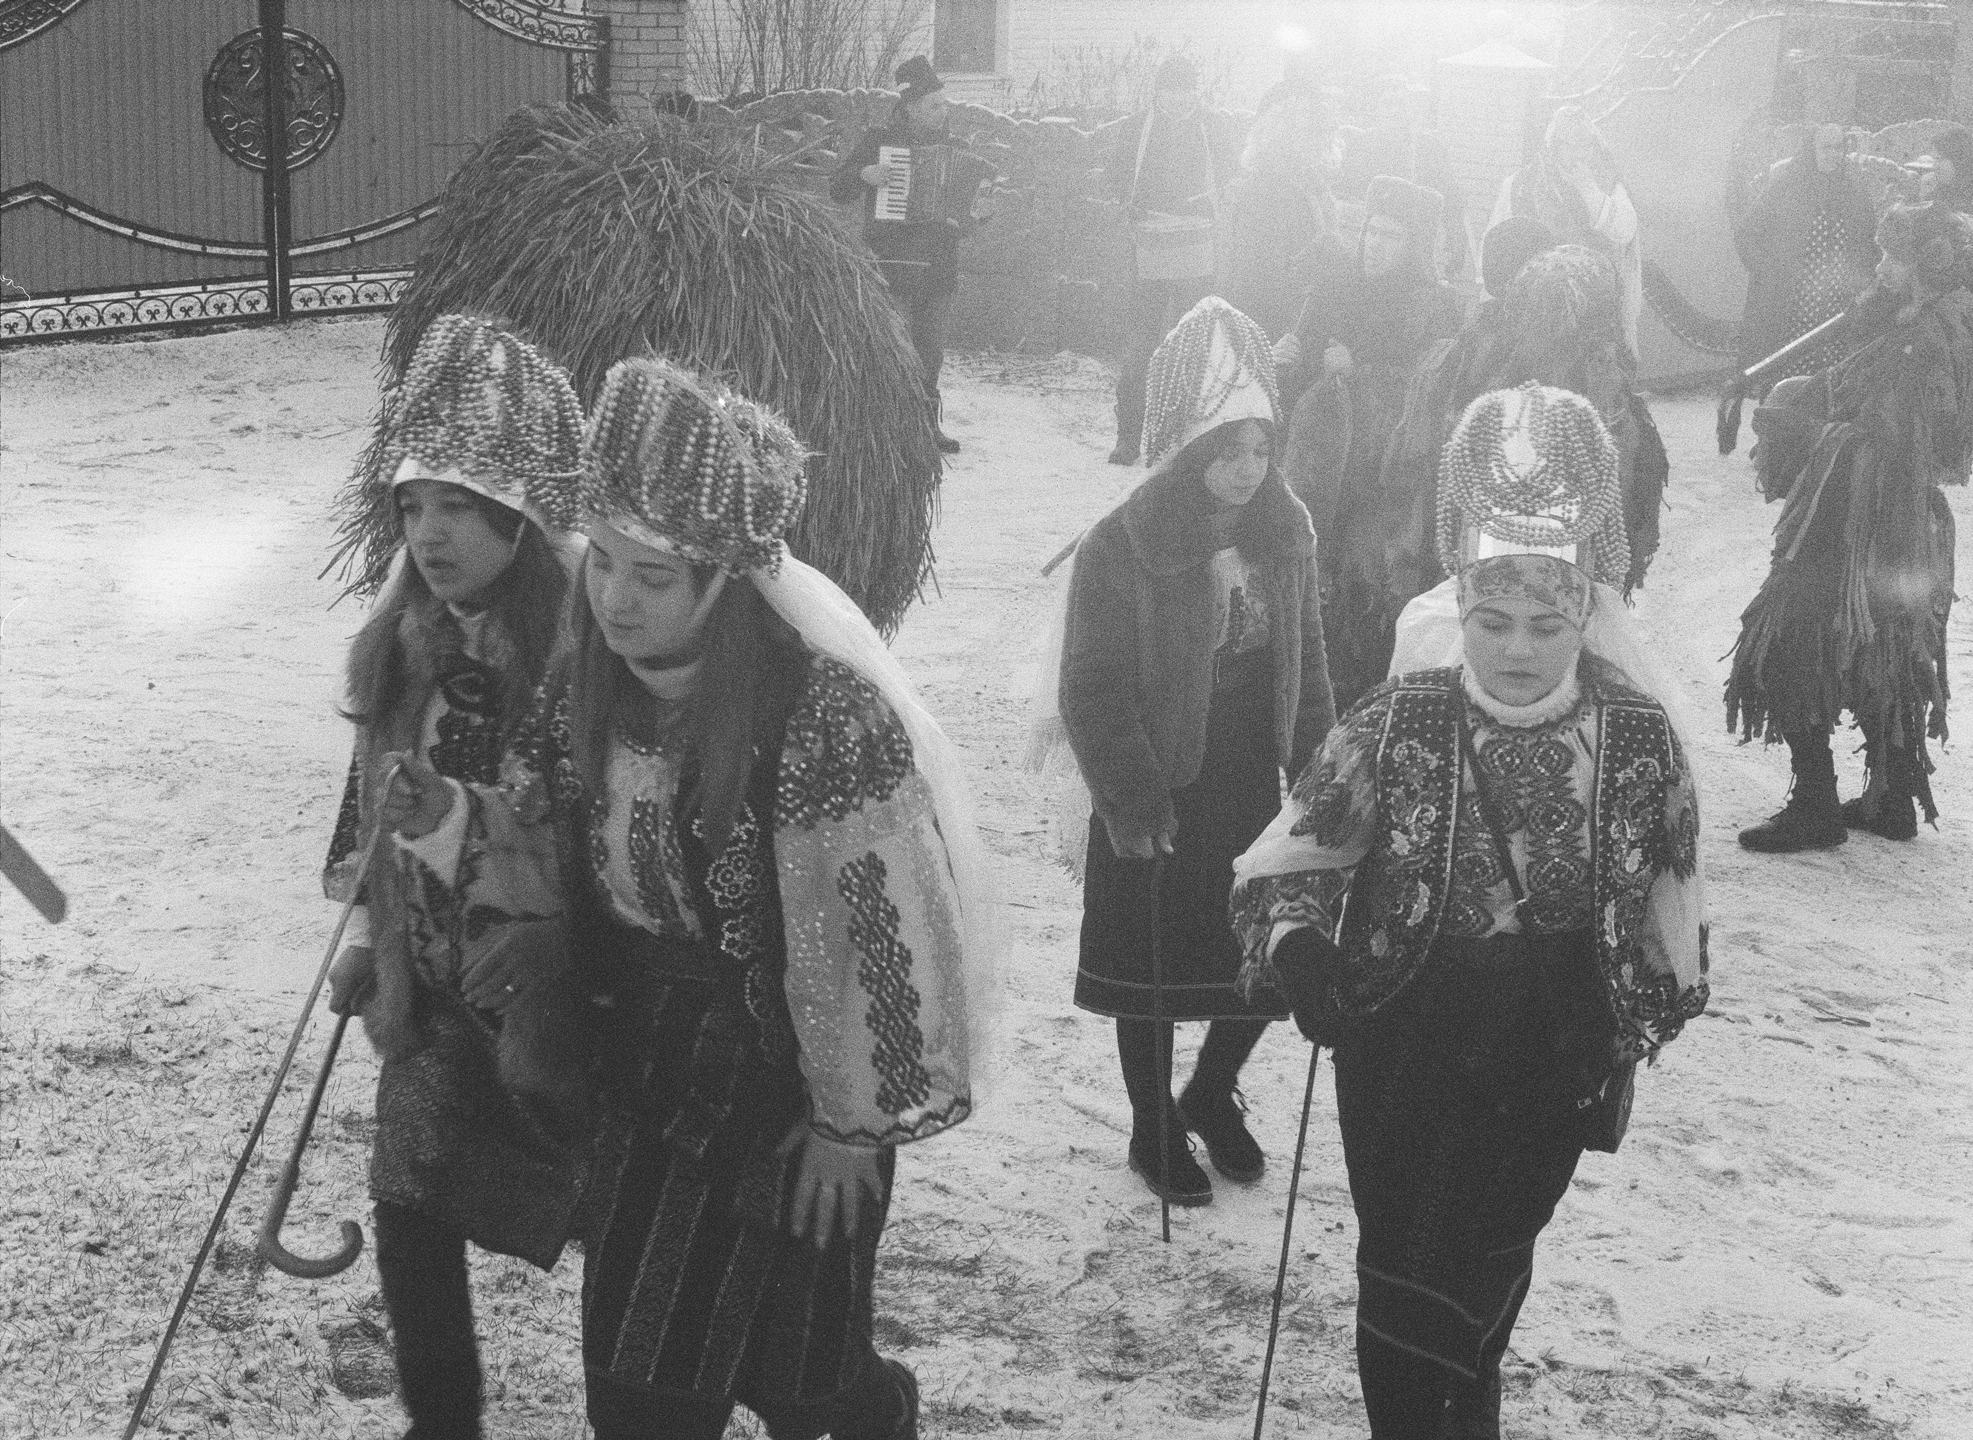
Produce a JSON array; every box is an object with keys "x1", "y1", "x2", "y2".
[
  {"x1": 373, "y1": 1202, "x2": 481, "y2": 1440},
  {"x1": 1177, "y1": 1018, "x2": 1269, "y2": 1182},
  {"x1": 1739, "y1": 733, "x2": 1845, "y2": 853},
  {"x1": 1839, "y1": 790, "x2": 1918, "y2": 839},
  {"x1": 1840, "y1": 733, "x2": 1922, "y2": 840},
  {"x1": 1128, "y1": 1107, "x2": 1214, "y2": 1206}
]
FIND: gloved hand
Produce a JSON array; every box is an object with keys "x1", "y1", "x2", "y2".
[{"x1": 1272, "y1": 927, "x2": 1344, "y2": 1046}]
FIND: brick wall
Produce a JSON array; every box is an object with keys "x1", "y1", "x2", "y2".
[{"x1": 595, "y1": 0, "x2": 689, "y2": 120}]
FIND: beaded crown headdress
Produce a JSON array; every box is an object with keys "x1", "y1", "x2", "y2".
[
  {"x1": 1436, "y1": 382, "x2": 1629, "y2": 588},
  {"x1": 333, "y1": 314, "x2": 585, "y2": 596},
  {"x1": 580, "y1": 357, "x2": 809, "y2": 575},
  {"x1": 1141, "y1": 296, "x2": 1279, "y2": 471}
]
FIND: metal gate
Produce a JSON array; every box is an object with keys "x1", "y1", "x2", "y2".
[{"x1": 0, "y1": 0, "x2": 606, "y2": 342}]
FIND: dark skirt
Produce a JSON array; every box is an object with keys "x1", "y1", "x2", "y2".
[
  {"x1": 369, "y1": 983, "x2": 584, "y2": 1271},
  {"x1": 1075, "y1": 649, "x2": 1289, "y2": 1021},
  {"x1": 1333, "y1": 930, "x2": 1607, "y2": 1385},
  {"x1": 580, "y1": 932, "x2": 890, "y2": 1406}
]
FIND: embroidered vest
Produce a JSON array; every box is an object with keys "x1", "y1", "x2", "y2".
[{"x1": 1336, "y1": 668, "x2": 1682, "y2": 1042}]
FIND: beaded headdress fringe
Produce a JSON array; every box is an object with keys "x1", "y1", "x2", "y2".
[
  {"x1": 582, "y1": 357, "x2": 809, "y2": 575},
  {"x1": 1142, "y1": 296, "x2": 1280, "y2": 470},
  {"x1": 327, "y1": 314, "x2": 585, "y2": 600}
]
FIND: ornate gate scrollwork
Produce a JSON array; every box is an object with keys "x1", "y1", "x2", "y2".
[{"x1": 203, "y1": 25, "x2": 344, "y2": 171}]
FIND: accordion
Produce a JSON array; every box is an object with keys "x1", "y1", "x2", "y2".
[{"x1": 870, "y1": 144, "x2": 994, "y2": 227}]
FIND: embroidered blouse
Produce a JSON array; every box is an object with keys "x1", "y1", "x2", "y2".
[{"x1": 399, "y1": 651, "x2": 974, "y2": 1148}]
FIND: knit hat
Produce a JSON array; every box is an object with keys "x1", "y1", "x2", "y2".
[
  {"x1": 333, "y1": 314, "x2": 585, "y2": 597},
  {"x1": 1365, "y1": 173, "x2": 1443, "y2": 235},
  {"x1": 580, "y1": 357, "x2": 808, "y2": 575},
  {"x1": 1141, "y1": 296, "x2": 1279, "y2": 471},
  {"x1": 1436, "y1": 383, "x2": 1629, "y2": 587},
  {"x1": 896, "y1": 55, "x2": 943, "y2": 104}
]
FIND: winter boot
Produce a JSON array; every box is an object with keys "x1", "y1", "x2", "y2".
[
  {"x1": 1107, "y1": 441, "x2": 1140, "y2": 466},
  {"x1": 1839, "y1": 792, "x2": 1919, "y2": 840},
  {"x1": 1176, "y1": 1082, "x2": 1265, "y2": 1183},
  {"x1": 1128, "y1": 1107, "x2": 1213, "y2": 1206},
  {"x1": 1739, "y1": 735, "x2": 1845, "y2": 853},
  {"x1": 1440, "y1": 1368, "x2": 1502, "y2": 1439},
  {"x1": 881, "y1": 1359, "x2": 920, "y2": 1440}
]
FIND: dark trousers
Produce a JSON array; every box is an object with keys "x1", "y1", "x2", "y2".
[
  {"x1": 905, "y1": 288, "x2": 951, "y2": 410},
  {"x1": 586, "y1": 1349, "x2": 904, "y2": 1440},
  {"x1": 374, "y1": 1200, "x2": 481, "y2": 1440},
  {"x1": 1114, "y1": 273, "x2": 1213, "y2": 455},
  {"x1": 1116, "y1": 1015, "x2": 1270, "y2": 1127}
]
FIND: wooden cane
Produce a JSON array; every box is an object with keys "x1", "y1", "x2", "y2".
[
  {"x1": 1252, "y1": 1042, "x2": 1323, "y2": 1439},
  {"x1": 0, "y1": 822, "x2": 67, "y2": 923},
  {"x1": 1147, "y1": 851, "x2": 1172, "y2": 1243},
  {"x1": 123, "y1": 762, "x2": 401, "y2": 1438},
  {"x1": 256, "y1": 1010, "x2": 363, "y2": 1278}
]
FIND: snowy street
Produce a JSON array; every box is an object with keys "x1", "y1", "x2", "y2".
[{"x1": 2, "y1": 316, "x2": 1969, "y2": 1437}]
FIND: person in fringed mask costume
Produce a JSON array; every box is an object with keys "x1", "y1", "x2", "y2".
[
  {"x1": 1728, "y1": 200, "x2": 1973, "y2": 850},
  {"x1": 1033, "y1": 297, "x2": 1336, "y2": 1207},
  {"x1": 380, "y1": 358, "x2": 999, "y2": 1438},
  {"x1": 1233, "y1": 382, "x2": 1709, "y2": 1439},
  {"x1": 320, "y1": 313, "x2": 588, "y2": 1435}
]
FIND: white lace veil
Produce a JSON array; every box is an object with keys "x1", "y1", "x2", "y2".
[{"x1": 751, "y1": 547, "x2": 1005, "y2": 1103}]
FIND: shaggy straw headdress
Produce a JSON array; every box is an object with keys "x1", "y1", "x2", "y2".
[
  {"x1": 374, "y1": 104, "x2": 941, "y2": 634},
  {"x1": 1437, "y1": 382, "x2": 1629, "y2": 587},
  {"x1": 1141, "y1": 296, "x2": 1280, "y2": 470},
  {"x1": 581, "y1": 357, "x2": 808, "y2": 574},
  {"x1": 328, "y1": 314, "x2": 584, "y2": 596}
]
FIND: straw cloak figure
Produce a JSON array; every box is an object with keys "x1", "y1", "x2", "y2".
[
  {"x1": 320, "y1": 315, "x2": 589, "y2": 1435},
  {"x1": 381, "y1": 358, "x2": 997, "y2": 1438},
  {"x1": 1234, "y1": 384, "x2": 1708, "y2": 1439},
  {"x1": 1728, "y1": 201, "x2": 1973, "y2": 850},
  {"x1": 376, "y1": 102, "x2": 942, "y2": 638},
  {"x1": 1044, "y1": 297, "x2": 1336, "y2": 1206}
]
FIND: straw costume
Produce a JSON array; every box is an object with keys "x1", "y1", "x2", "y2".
[
  {"x1": 1380, "y1": 242, "x2": 1670, "y2": 613},
  {"x1": 321, "y1": 314, "x2": 587, "y2": 1437},
  {"x1": 1278, "y1": 173, "x2": 1463, "y2": 710},
  {"x1": 1233, "y1": 383, "x2": 1708, "y2": 1438},
  {"x1": 392, "y1": 358, "x2": 995, "y2": 1438},
  {"x1": 1050, "y1": 297, "x2": 1336, "y2": 1205},
  {"x1": 375, "y1": 102, "x2": 941, "y2": 637},
  {"x1": 1728, "y1": 201, "x2": 1972, "y2": 849}
]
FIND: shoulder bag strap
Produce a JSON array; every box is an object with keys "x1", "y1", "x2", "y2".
[{"x1": 1458, "y1": 716, "x2": 1527, "y2": 918}]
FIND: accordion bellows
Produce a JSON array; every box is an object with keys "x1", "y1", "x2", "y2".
[{"x1": 582, "y1": 357, "x2": 810, "y2": 576}]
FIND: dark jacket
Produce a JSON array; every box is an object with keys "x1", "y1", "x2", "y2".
[
  {"x1": 1060, "y1": 464, "x2": 1335, "y2": 846},
  {"x1": 1103, "y1": 106, "x2": 1238, "y2": 220},
  {"x1": 1733, "y1": 154, "x2": 1878, "y2": 370},
  {"x1": 832, "y1": 117, "x2": 963, "y2": 298}
]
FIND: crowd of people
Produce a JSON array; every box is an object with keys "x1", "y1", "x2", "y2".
[{"x1": 298, "y1": 50, "x2": 1970, "y2": 1440}]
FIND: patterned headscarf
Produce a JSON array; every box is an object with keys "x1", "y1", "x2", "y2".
[
  {"x1": 1457, "y1": 550, "x2": 1593, "y2": 629},
  {"x1": 1436, "y1": 382, "x2": 1629, "y2": 586},
  {"x1": 1141, "y1": 296, "x2": 1279, "y2": 471},
  {"x1": 580, "y1": 357, "x2": 809, "y2": 575}
]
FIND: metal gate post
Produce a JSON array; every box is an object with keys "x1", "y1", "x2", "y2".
[{"x1": 258, "y1": 0, "x2": 293, "y2": 320}]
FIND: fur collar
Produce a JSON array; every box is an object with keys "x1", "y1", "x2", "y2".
[
  {"x1": 1461, "y1": 656, "x2": 1583, "y2": 728},
  {"x1": 1119, "y1": 465, "x2": 1314, "y2": 577}
]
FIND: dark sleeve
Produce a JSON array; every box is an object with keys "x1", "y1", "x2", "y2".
[
  {"x1": 1290, "y1": 553, "x2": 1337, "y2": 776},
  {"x1": 1059, "y1": 524, "x2": 1173, "y2": 843},
  {"x1": 830, "y1": 129, "x2": 884, "y2": 207}
]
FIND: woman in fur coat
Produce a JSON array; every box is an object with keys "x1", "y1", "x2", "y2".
[
  {"x1": 1057, "y1": 297, "x2": 1336, "y2": 1206},
  {"x1": 320, "y1": 314, "x2": 587, "y2": 1438},
  {"x1": 380, "y1": 357, "x2": 995, "y2": 1439}
]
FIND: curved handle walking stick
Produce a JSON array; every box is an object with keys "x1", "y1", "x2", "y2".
[{"x1": 256, "y1": 1009, "x2": 364, "y2": 1277}]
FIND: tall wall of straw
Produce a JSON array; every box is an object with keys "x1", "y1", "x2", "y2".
[{"x1": 381, "y1": 104, "x2": 941, "y2": 636}]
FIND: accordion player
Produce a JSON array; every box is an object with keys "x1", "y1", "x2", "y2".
[{"x1": 868, "y1": 144, "x2": 995, "y2": 229}]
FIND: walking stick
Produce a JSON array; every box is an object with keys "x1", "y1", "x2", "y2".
[
  {"x1": 1147, "y1": 851, "x2": 1171, "y2": 1243},
  {"x1": 256, "y1": 1008, "x2": 363, "y2": 1278},
  {"x1": 123, "y1": 763, "x2": 401, "y2": 1439},
  {"x1": 1251, "y1": 1041, "x2": 1323, "y2": 1440},
  {"x1": 1, "y1": 821, "x2": 67, "y2": 922}
]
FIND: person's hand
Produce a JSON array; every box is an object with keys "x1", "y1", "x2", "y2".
[
  {"x1": 377, "y1": 751, "x2": 453, "y2": 839},
  {"x1": 1272, "y1": 333, "x2": 1304, "y2": 369},
  {"x1": 860, "y1": 161, "x2": 891, "y2": 188},
  {"x1": 779, "y1": 1125, "x2": 886, "y2": 1245},
  {"x1": 460, "y1": 918, "x2": 566, "y2": 1013},
  {"x1": 1322, "y1": 342, "x2": 1354, "y2": 379},
  {"x1": 1111, "y1": 828, "x2": 1174, "y2": 861},
  {"x1": 327, "y1": 945, "x2": 377, "y2": 1017},
  {"x1": 1272, "y1": 926, "x2": 1343, "y2": 1045}
]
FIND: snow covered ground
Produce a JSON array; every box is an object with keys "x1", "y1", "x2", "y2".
[{"x1": 2, "y1": 317, "x2": 1969, "y2": 1438}]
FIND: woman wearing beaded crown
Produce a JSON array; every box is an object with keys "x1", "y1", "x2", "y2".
[
  {"x1": 319, "y1": 313, "x2": 588, "y2": 1436},
  {"x1": 1231, "y1": 383, "x2": 1708, "y2": 1438},
  {"x1": 378, "y1": 356, "x2": 994, "y2": 1439},
  {"x1": 1042, "y1": 295, "x2": 1336, "y2": 1207}
]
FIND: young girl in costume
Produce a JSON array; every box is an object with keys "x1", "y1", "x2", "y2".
[
  {"x1": 1233, "y1": 384, "x2": 1709, "y2": 1439},
  {"x1": 1048, "y1": 296, "x2": 1336, "y2": 1206},
  {"x1": 320, "y1": 314, "x2": 587, "y2": 1437},
  {"x1": 380, "y1": 357, "x2": 994, "y2": 1439}
]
